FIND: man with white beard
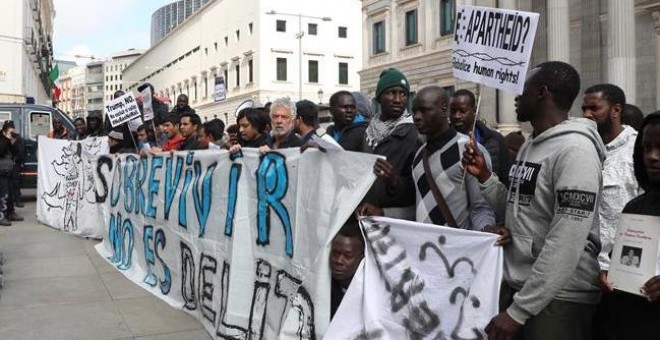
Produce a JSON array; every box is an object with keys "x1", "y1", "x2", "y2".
[{"x1": 263, "y1": 97, "x2": 304, "y2": 151}]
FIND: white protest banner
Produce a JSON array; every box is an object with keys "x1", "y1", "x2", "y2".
[
  {"x1": 326, "y1": 217, "x2": 503, "y2": 339},
  {"x1": 141, "y1": 86, "x2": 154, "y2": 121},
  {"x1": 452, "y1": 6, "x2": 539, "y2": 94},
  {"x1": 106, "y1": 92, "x2": 142, "y2": 127},
  {"x1": 94, "y1": 148, "x2": 378, "y2": 339},
  {"x1": 214, "y1": 75, "x2": 226, "y2": 102},
  {"x1": 36, "y1": 136, "x2": 109, "y2": 238}
]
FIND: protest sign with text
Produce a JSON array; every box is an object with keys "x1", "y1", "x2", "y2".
[
  {"x1": 106, "y1": 92, "x2": 142, "y2": 127},
  {"x1": 326, "y1": 217, "x2": 503, "y2": 339},
  {"x1": 452, "y1": 6, "x2": 539, "y2": 94},
  {"x1": 94, "y1": 148, "x2": 378, "y2": 339},
  {"x1": 37, "y1": 136, "x2": 109, "y2": 238}
]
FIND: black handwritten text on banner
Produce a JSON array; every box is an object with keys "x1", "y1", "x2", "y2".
[{"x1": 93, "y1": 148, "x2": 378, "y2": 339}]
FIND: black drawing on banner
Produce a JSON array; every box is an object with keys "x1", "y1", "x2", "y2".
[
  {"x1": 419, "y1": 235, "x2": 477, "y2": 278},
  {"x1": 352, "y1": 329, "x2": 385, "y2": 340},
  {"x1": 215, "y1": 259, "x2": 316, "y2": 340},
  {"x1": 453, "y1": 49, "x2": 524, "y2": 67},
  {"x1": 274, "y1": 270, "x2": 316, "y2": 340},
  {"x1": 41, "y1": 138, "x2": 104, "y2": 231},
  {"x1": 362, "y1": 218, "x2": 442, "y2": 338},
  {"x1": 449, "y1": 287, "x2": 484, "y2": 340}
]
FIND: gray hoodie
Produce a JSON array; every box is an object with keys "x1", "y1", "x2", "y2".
[{"x1": 479, "y1": 118, "x2": 606, "y2": 324}]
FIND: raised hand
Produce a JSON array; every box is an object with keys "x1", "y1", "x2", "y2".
[{"x1": 462, "y1": 132, "x2": 491, "y2": 183}]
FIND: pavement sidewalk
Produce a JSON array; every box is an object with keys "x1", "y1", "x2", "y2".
[{"x1": 0, "y1": 202, "x2": 211, "y2": 340}]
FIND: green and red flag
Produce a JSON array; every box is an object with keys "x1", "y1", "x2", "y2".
[{"x1": 48, "y1": 64, "x2": 61, "y2": 100}]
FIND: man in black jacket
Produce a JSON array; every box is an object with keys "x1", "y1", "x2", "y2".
[
  {"x1": 170, "y1": 94, "x2": 196, "y2": 115},
  {"x1": 4, "y1": 121, "x2": 25, "y2": 208},
  {"x1": 450, "y1": 89, "x2": 510, "y2": 185},
  {"x1": 326, "y1": 91, "x2": 368, "y2": 151},
  {"x1": 179, "y1": 112, "x2": 202, "y2": 151},
  {"x1": 359, "y1": 68, "x2": 419, "y2": 213}
]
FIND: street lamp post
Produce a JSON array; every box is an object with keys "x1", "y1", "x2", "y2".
[
  {"x1": 317, "y1": 88, "x2": 324, "y2": 104},
  {"x1": 266, "y1": 10, "x2": 331, "y2": 101}
]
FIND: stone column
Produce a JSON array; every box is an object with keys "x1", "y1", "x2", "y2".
[
  {"x1": 653, "y1": 11, "x2": 660, "y2": 108},
  {"x1": 607, "y1": 0, "x2": 636, "y2": 104},
  {"x1": 497, "y1": 0, "x2": 519, "y2": 134},
  {"x1": 547, "y1": 0, "x2": 570, "y2": 62}
]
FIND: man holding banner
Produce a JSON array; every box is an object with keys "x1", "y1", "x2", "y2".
[{"x1": 463, "y1": 61, "x2": 605, "y2": 339}]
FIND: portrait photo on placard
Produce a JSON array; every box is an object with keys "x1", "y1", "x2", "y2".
[{"x1": 620, "y1": 246, "x2": 642, "y2": 268}]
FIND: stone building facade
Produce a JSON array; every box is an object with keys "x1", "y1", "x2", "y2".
[{"x1": 360, "y1": 0, "x2": 660, "y2": 133}]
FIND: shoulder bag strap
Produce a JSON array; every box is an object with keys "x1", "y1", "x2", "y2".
[{"x1": 422, "y1": 149, "x2": 458, "y2": 228}]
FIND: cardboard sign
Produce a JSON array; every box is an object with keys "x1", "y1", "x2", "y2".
[
  {"x1": 105, "y1": 92, "x2": 142, "y2": 127},
  {"x1": 94, "y1": 148, "x2": 379, "y2": 339},
  {"x1": 36, "y1": 136, "x2": 109, "y2": 238},
  {"x1": 327, "y1": 217, "x2": 503, "y2": 339},
  {"x1": 452, "y1": 6, "x2": 539, "y2": 94}
]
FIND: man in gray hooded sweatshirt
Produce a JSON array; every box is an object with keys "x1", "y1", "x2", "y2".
[{"x1": 463, "y1": 61, "x2": 606, "y2": 340}]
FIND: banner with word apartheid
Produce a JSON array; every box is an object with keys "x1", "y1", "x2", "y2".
[
  {"x1": 94, "y1": 148, "x2": 378, "y2": 339},
  {"x1": 452, "y1": 5, "x2": 539, "y2": 94},
  {"x1": 36, "y1": 136, "x2": 109, "y2": 238},
  {"x1": 326, "y1": 217, "x2": 503, "y2": 339}
]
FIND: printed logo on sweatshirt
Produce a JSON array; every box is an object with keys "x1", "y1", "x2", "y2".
[
  {"x1": 507, "y1": 162, "x2": 542, "y2": 206},
  {"x1": 556, "y1": 189, "x2": 596, "y2": 218}
]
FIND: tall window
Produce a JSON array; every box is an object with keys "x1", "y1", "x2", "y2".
[
  {"x1": 338, "y1": 62, "x2": 348, "y2": 85},
  {"x1": 373, "y1": 21, "x2": 385, "y2": 54},
  {"x1": 308, "y1": 23, "x2": 317, "y2": 36},
  {"x1": 308, "y1": 60, "x2": 319, "y2": 83},
  {"x1": 405, "y1": 9, "x2": 418, "y2": 45},
  {"x1": 224, "y1": 69, "x2": 229, "y2": 92},
  {"x1": 193, "y1": 82, "x2": 197, "y2": 101},
  {"x1": 204, "y1": 76, "x2": 208, "y2": 97},
  {"x1": 276, "y1": 58, "x2": 287, "y2": 81},
  {"x1": 276, "y1": 20, "x2": 286, "y2": 32},
  {"x1": 440, "y1": 0, "x2": 455, "y2": 36},
  {"x1": 248, "y1": 59, "x2": 254, "y2": 83},
  {"x1": 338, "y1": 26, "x2": 347, "y2": 38},
  {"x1": 235, "y1": 65, "x2": 240, "y2": 87}
]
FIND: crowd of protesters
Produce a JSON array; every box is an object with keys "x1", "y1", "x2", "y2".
[{"x1": 42, "y1": 61, "x2": 660, "y2": 339}]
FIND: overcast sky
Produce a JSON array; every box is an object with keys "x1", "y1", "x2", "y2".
[{"x1": 53, "y1": 0, "x2": 166, "y2": 64}]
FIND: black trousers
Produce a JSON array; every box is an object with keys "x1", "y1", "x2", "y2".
[
  {"x1": 0, "y1": 175, "x2": 11, "y2": 219},
  {"x1": 10, "y1": 165, "x2": 21, "y2": 204}
]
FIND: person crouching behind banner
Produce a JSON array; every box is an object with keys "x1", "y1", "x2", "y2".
[
  {"x1": 0, "y1": 123, "x2": 23, "y2": 225},
  {"x1": 330, "y1": 216, "x2": 364, "y2": 319},
  {"x1": 597, "y1": 111, "x2": 660, "y2": 339}
]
